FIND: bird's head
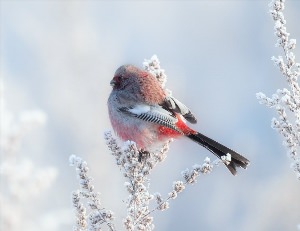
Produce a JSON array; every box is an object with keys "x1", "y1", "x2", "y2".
[
  {"x1": 110, "y1": 64, "x2": 165, "y2": 104},
  {"x1": 110, "y1": 65, "x2": 147, "y2": 90}
]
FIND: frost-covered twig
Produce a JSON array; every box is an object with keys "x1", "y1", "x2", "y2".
[
  {"x1": 104, "y1": 131, "x2": 228, "y2": 231},
  {"x1": 132, "y1": 155, "x2": 228, "y2": 227},
  {"x1": 143, "y1": 55, "x2": 167, "y2": 88},
  {"x1": 256, "y1": 0, "x2": 300, "y2": 179},
  {"x1": 69, "y1": 155, "x2": 115, "y2": 231},
  {"x1": 105, "y1": 131, "x2": 172, "y2": 231}
]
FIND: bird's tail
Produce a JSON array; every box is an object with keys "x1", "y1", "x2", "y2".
[{"x1": 187, "y1": 132, "x2": 249, "y2": 175}]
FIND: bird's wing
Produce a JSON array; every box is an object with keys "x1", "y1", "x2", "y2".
[
  {"x1": 118, "y1": 104, "x2": 183, "y2": 134},
  {"x1": 160, "y1": 96, "x2": 197, "y2": 124}
]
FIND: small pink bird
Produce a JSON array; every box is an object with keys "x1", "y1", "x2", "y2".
[{"x1": 108, "y1": 65, "x2": 249, "y2": 175}]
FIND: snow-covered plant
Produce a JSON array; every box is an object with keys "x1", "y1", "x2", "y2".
[
  {"x1": 69, "y1": 155, "x2": 115, "y2": 231},
  {"x1": 257, "y1": 0, "x2": 300, "y2": 179},
  {"x1": 0, "y1": 82, "x2": 58, "y2": 230},
  {"x1": 71, "y1": 55, "x2": 229, "y2": 230}
]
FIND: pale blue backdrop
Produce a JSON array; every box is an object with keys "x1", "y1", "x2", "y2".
[{"x1": 1, "y1": 1, "x2": 300, "y2": 230}]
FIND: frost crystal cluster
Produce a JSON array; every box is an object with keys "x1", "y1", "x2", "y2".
[
  {"x1": 143, "y1": 55, "x2": 167, "y2": 88},
  {"x1": 71, "y1": 56, "x2": 227, "y2": 230},
  {"x1": 256, "y1": 0, "x2": 300, "y2": 179}
]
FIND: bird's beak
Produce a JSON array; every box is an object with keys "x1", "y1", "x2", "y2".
[{"x1": 110, "y1": 79, "x2": 116, "y2": 87}]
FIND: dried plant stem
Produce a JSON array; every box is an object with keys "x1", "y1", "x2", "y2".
[{"x1": 257, "y1": 0, "x2": 300, "y2": 179}]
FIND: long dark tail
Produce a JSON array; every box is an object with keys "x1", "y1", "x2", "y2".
[{"x1": 187, "y1": 132, "x2": 249, "y2": 175}]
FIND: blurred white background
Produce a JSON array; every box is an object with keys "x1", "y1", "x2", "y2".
[{"x1": 1, "y1": 1, "x2": 300, "y2": 230}]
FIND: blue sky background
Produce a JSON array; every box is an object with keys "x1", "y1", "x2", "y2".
[{"x1": 1, "y1": 1, "x2": 300, "y2": 230}]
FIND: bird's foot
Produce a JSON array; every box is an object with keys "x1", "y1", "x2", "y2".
[{"x1": 138, "y1": 149, "x2": 150, "y2": 162}]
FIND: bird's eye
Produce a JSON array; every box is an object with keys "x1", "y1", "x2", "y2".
[{"x1": 114, "y1": 75, "x2": 123, "y2": 83}]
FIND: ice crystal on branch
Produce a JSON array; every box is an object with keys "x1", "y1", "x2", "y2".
[
  {"x1": 143, "y1": 55, "x2": 167, "y2": 88},
  {"x1": 257, "y1": 0, "x2": 300, "y2": 179},
  {"x1": 221, "y1": 153, "x2": 232, "y2": 166}
]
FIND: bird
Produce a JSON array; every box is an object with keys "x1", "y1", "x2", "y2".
[{"x1": 107, "y1": 64, "x2": 249, "y2": 175}]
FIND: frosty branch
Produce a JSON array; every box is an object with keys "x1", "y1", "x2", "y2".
[
  {"x1": 69, "y1": 155, "x2": 115, "y2": 231},
  {"x1": 256, "y1": 0, "x2": 300, "y2": 179}
]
